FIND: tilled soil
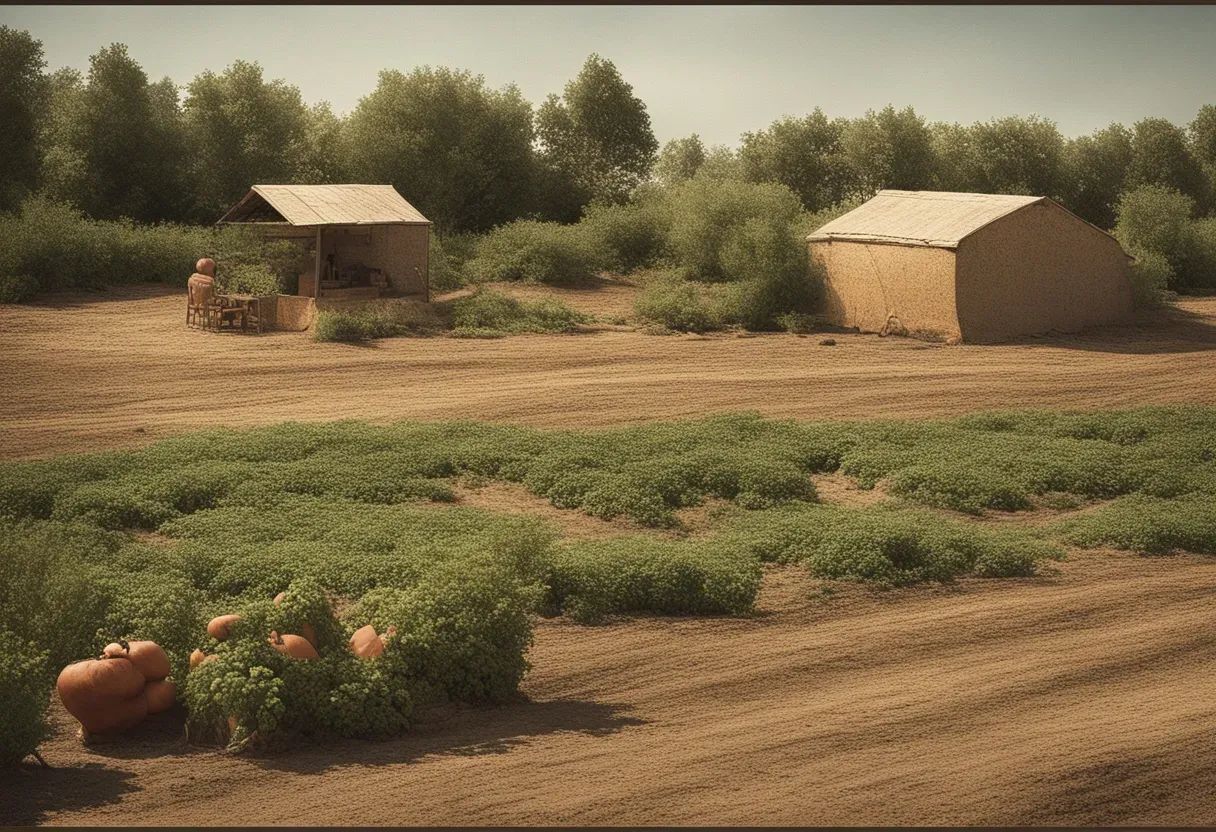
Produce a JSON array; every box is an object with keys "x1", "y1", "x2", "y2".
[
  {"x1": 2, "y1": 285, "x2": 1215, "y2": 460},
  {"x1": 4, "y1": 285, "x2": 1216, "y2": 825},
  {"x1": 6, "y1": 553, "x2": 1215, "y2": 827}
]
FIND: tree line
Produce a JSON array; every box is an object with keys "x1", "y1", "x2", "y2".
[{"x1": 3, "y1": 25, "x2": 1216, "y2": 234}]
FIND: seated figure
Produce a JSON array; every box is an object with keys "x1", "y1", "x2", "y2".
[{"x1": 187, "y1": 258, "x2": 245, "y2": 330}]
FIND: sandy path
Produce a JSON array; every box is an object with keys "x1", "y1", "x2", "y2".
[
  {"x1": 1, "y1": 286, "x2": 1215, "y2": 460},
  {"x1": 7, "y1": 551, "x2": 1215, "y2": 827}
]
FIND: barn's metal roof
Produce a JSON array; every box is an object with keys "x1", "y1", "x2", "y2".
[
  {"x1": 806, "y1": 190, "x2": 1046, "y2": 249},
  {"x1": 217, "y1": 184, "x2": 431, "y2": 227}
]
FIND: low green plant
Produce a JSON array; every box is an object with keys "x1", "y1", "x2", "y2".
[
  {"x1": 0, "y1": 628, "x2": 52, "y2": 767},
  {"x1": 314, "y1": 300, "x2": 447, "y2": 343},
  {"x1": 444, "y1": 287, "x2": 591, "y2": 334},
  {"x1": 547, "y1": 537, "x2": 763, "y2": 623},
  {"x1": 466, "y1": 220, "x2": 602, "y2": 286}
]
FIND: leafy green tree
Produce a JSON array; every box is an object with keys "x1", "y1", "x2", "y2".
[
  {"x1": 183, "y1": 60, "x2": 311, "y2": 220},
  {"x1": 1062, "y1": 124, "x2": 1133, "y2": 229},
  {"x1": 968, "y1": 115, "x2": 1067, "y2": 198},
  {"x1": 929, "y1": 121, "x2": 979, "y2": 192},
  {"x1": 738, "y1": 109, "x2": 853, "y2": 211},
  {"x1": 0, "y1": 27, "x2": 46, "y2": 213},
  {"x1": 38, "y1": 44, "x2": 188, "y2": 222},
  {"x1": 654, "y1": 134, "x2": 707, "y2": 186},
  {"x1": 535, "y1": 54, "x2": 659, "y2": 213},
  {"x1": 1128, "y1": 117, "x2": 1207, "y2": 211},
  {"x1": 1191, "y1": 105, "x2": 1216, "y2": 193},
  {"x1": 842, "y1": 105, "x2": 935, "y2": 197},
  {"x1": 296, "y1": 102, "x2": 348, "y2": 185},
  {"x1": 345, "y1": 67, "x2": 536, "y2": 232}
]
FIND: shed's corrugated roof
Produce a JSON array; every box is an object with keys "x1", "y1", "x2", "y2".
[
  {"x1": 807, "y1": 190, "x2": 1045, "y2": 248},
  {"x1": 218, "y1": 184, "x2": 430, "y2": 226}
]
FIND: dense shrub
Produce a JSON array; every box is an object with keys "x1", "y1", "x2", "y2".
[
  {"x1": 0, "y1": 195, "x2": 308, "y2": 303},
  {"x1": 633, "y1": 271, "x2": 729, "y2": 332},
  {"x1": 718, "y1": 504, "x2": 1064, "y2": 585},
  {"x1": 722, "y1": 219, "x2": 823, "y2": 330},
  {"x1": 661, "y1": 178, "x2": 805, "y2": 283},
  {"x1": 429, "y1": 232, "x2": 479, "y2": 294},
  {"x1": 548, "y1": 537, "x2": 763, "y2": 622},
  {"x1": 314, "y1": 300, "x2": 447, "y2": 342},
  {"x1": 1059, "y1": 493, "x2": 1216, "y2": 555},
  {"x1": 1127, "y1": 250, "x2": 1174, "y2": 307},
  {"x1": 0, "y1": 629, "x2": 52, "y2": 767},
  {"x1": 444, "y1": 287, "x2": 591, "y2": 335},
  {"x1": 1113, "y1": 184, "x2": 1216, "y2": 292},
  {"x1": 466, "y1": 220, "x2": 602, "y2": 286},
  {"x1": 579, "y1": 198, "x2": 671, "y2": 274}
]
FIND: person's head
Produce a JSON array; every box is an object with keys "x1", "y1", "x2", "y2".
[{"x1": 195, "y1": 258, "x2": 216, "y2": 277}]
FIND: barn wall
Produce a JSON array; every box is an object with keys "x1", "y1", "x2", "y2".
[
  {"x1": 369, "y1": 225, "x2": 429, "y2": 298},
  {"x1": 809, "y1": 240, "x2": 960, "y2": 339},
  {"x1": 954, "y1": 201, "x2": 1133, "y2": 342}
]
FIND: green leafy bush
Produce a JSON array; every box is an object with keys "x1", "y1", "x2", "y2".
[
  {"x1": 466, "y1": 220, "x2": 602, "y2": 286},
  {"x1": 548, "y1": 537, "x2": 763, "y2": 622},
  {"x1": 661, "y1": 177, "x2": 806, "y2": 283},
  {"x1": 719, "y1": 504, "x2": 1064, "y2": 585},
  {"x1": 429, "y1": 232, "x2": 480, "y2": 293},
  {"x1": 1059, "y1": 493, "x2": 1216, "y2": 555},
  {"x1": 0, "y1": 195, "x2": 308, "y2": 303},
  {"x1": 580, "y1": 199, "x2": 670, "y2": 274},
  {"x1": 0, "y1": 629, "x2": 52, "y2": 767},
  {"x1": 314, "y1": 300, "x2": 447, "y2": 342},
  {"x1": 633, "y1": 271, "x2": 729, "y2": 332},
  {"x1": 444, "y1": 287, "x2": 591, "y2": 334}
]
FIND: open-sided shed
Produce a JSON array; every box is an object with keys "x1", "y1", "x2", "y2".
[
  {"x1": 807, "y1": 190, "x2": 1134, "y2": 343},
  {"x1": 218, "y1": 184, "x2": 432, "y2": 304}
]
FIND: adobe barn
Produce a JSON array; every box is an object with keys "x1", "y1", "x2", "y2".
[
  {"x1": 218, "y1": 184, "x2": 432, "y2": 304},
  {"x1": 806, "y1": 190, "x2": 1135, "y2": 343}
]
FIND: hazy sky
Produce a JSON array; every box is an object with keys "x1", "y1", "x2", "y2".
[{"x1": 4, "y1": 5, "x2": 1215, "y2": 148}]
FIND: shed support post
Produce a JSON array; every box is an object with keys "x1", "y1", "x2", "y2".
[{"x1": 314, "y1": 228, "x2": 322, "y2": 299}]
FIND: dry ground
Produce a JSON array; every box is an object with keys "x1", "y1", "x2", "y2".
[
  {"x1": 2, "y1": 284, "x2": 1216, "y2": 460},
  {"x1": 6, "y1": 550, "x2": 1215, "y2": 827},
  {"x1": 3, "y1": 283, "x2": 1216, "y2": 826}
]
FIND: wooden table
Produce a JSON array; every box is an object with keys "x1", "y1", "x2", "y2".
[{"x1": 214, "y1": 294, "x2": 263, "y2": 334}]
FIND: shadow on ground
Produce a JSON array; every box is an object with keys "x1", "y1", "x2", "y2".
[
  {"x1": 0, "y1": 762, "x2": 140, "y2": 826},
  {"x1": 1001, "y1": 302, "x2": 1216, "y2": 355},
  {"x1": 253, "y1": 697, "x2": 647, "y2": 775}
]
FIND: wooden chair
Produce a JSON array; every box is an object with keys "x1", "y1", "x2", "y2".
[{"x1": 187, "y1": 279, "x2": 246, "y2": 332}]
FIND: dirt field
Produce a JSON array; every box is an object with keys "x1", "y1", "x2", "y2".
[
  {"x1": 3, "y1": 284, "x2": 1216, "y2": 826},
  {"x1": 2, "y1": 284, "x2": 1215, "y2": 461},
  {"x1": 7, "y1": 550, "x2": 1215, "y2": 827}
]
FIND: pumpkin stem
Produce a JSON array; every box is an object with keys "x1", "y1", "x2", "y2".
[{"x1": 119, "y1": 639, "x2": 130, "y2": 654}]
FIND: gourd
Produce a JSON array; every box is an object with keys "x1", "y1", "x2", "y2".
[
  {"x1": 56, "y1": 656, "x2": 148, "y2": 735},
  {"x1": 207, "y1": 614, "x2": 242, "y2": 641},
  {"x1": 144, "y1": 679, "x2": 177, "y2": 714},
  {"x1": 350, "y1": 624, "x2": 398, "y2": 659},
  {"x1": 103, "y1": 639, "x2": 171, "y2": 681},
  {"x1": 349, "y1": 625, "x2": 383, "y2": 659},
  {"x1": 268, "y1": 631, "x2": 318, "y2": 660}
]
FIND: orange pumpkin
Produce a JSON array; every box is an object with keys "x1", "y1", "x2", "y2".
[
  {"x1": 272, "y1": 592, "x2": 321, "y2": 647},
  {"x1": 102, "y1": 640, "x2": 170, "y2": 682},
  {"x1": 144, "y1": 679, "x2": 177, "y2": 714},
  {"x1": 57, "y1": 656, "x2": 149, "y2": 735},
  {"x1": 268, "y1": 631, "x2": 318, "y2": 660},
  {"x1": 189, "y1": 649, "x2": 207, "y2": 671},
  {"x1": 349, "y1": 625, "x2": 383, "y2": 659},
  {"x1": 207, "y1": 614, "x2": 241, "y2": 641}
]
